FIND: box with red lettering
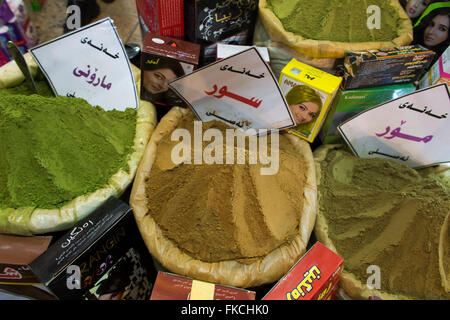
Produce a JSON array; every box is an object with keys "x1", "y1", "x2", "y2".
[{"x1": 263, "y1": 242, "x2": 344, "y2": 300}]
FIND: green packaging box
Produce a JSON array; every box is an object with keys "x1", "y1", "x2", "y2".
[{"x1": 319, "y1": 83, "x2": 416, "y2": 144}]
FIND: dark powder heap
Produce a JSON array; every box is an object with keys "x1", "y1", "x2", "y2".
[{"x1": 318, "y1": 149, "x2": 449, "y2": 299}]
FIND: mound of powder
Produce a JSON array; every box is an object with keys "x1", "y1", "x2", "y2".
[
  {"x1": 317, "y1": 149, "x2": 449, "y2": 299},
  {"x1": 267, "y1": 0, "x2": 400, "y2": 43},
  {"x1": 0, "y1": 91, "x2": 137, "y2": 210},
  {"x1": 145, "y1": 114, "x2": 309, "y2": 262}
]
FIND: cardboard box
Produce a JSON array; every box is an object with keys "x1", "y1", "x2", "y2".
[
  {"x1": 341, "y1": 45, "x2": 434, "y2": 90},
  {"x1": 150, "y1": 271, "x2": 256, "y2": 300},
  {"x1": 29, "y1": 197, "x2": 157, "y2": 300},
  {"x1": 140, "y1": 33, "x2": 200, "y2": 117},
  {"x1": 0, "y1": 234, "x2": 52, "y2": 285},
  {"x1": 136, "y1": 0, "x2": 184, "y2": 40},
  {"x1": 418, "y1": 46, "x2": 450, "y2": 89},
  {"x1": 320, "y1": 83, "x2": 417, "y2": 144},
  {"x1": 279, "y1": 59, "x2": 342, "y2": 143},
  {"x1": 216, "y1": 43, "x2": 270, "y2": 64},
  {"x1": 263, "y1": 242, "x2": 343, "y2": 300},
  {"x1": 184, "y1": 0, "x2": 258, "y2": 65}
]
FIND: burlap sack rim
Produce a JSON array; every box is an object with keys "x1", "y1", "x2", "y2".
[
  {"x1": 259, "y1": 0, "x2": 414, "y2": 59},
  {"x1": 0, "y1": 56, "x2": 157, "y2": 235},
  {"x1": 130, "y1": 107, "x2": 317, "y2": 288},
  {"x1": 313, "y1": 144, "x2": 449, "y2": 300}
]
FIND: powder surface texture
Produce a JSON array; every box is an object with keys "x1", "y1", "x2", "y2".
[
  {"x1": 0, "y1": 90, "x2": 137, "y2": 209},
  {"x1": 267, "y1": 0, "x2": 400, "y2": 43},
  {"x1": 318, "y1": 149, "x2": 449, "y2": 299},
  {"x1": 145, "y1": 114, "x2": 308, "y2": 263}
]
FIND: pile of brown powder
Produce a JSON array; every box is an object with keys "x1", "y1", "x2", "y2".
[
  {"x1": 318, "y1": 148, "x2": 449, "y2": 299},
  {"x1": 145, "y1": 114, "x2": 309, "y2": 263}
]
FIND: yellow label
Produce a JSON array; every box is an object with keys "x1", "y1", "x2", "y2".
[
  {"x1": 189, "y1": 279, "x2": 215, "y2": 300},
  {"x1": 279, "y1": 59, "x2": 342, "y2": 143}
]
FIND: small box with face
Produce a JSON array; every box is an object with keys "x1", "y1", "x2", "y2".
[
  {"x1": 140, "y1": 34, "x2": 200, "y2": 119},
  {"x1": 279, "y1": 59, "x2": 342, "y2": 143}
]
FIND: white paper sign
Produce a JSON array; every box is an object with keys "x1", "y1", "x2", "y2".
[
  {"x1": 338, "y1": 84, "x2": 450, "y2": 168},
  {"x1": 169, "y1": 48, "x2": 295, "y2": 133},
  {"x1": 30, "y1": 18, "x2": 138, "y2": 111}
]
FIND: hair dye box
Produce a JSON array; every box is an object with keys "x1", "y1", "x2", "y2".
[
  {"x1": 279, "y1": 59, "x2": 342, "y2": 143},
  {"x1": 0, "y1": 235, "x2": 51, "y2": 286},
  {"x1": 184, "y1": 0, "x2": 258, "y2": 65},
  {"x1": 29, "y1": 197, "x2": 157, "y2": 300},
  {"x1": 135, "y1": 0, "x2": 184, "y2": 40},
  {"x1": 418, "y1": 46, "x2": 450, "y2": 89},
  {"x1": 140, "y1": 33, "x2": 200, "y2": 118},
  {"x1": 320, "y1": 82, "x2": 417, "y2": 144},
  {"x1": 341, "y1": 45, "x2": 435, "y2": 90},
  {"x1": 150, "y1": 271, "x2": 256, "y2": 300},
  {"x1": 262, "y1": 242, "x2": 344, "y2": 300}
]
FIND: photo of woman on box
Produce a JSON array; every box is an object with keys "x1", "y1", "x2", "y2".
[
  {"x1": 413, "y1": 6, "x2": 450, "y2": 62},
  {"x1": 94, "y1": 259, "x2": 133, "y2": 300},
  {"x1": 141, "y1": 57, "x2": 186, "y2": 120},
  {"x1": 401, "y1": 0, "x2": 436, "y2": 23},
  {"x1": 285, "y1": 84, "x2": 323, "y2": 127}
]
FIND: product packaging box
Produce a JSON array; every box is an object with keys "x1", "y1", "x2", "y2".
[
  {"x1": 184, "y1": 0, "x2": 258, "y2": 65},
  {"x1": 29, "y1": 197, "x2": 157, "y2": 300},
  {"x1": 0, "y1": 234, "x2": 51, "y2": 286},
  {"x1": 418, "y1": 46, "x2": 450, "y2": 89},
  {"x1": 341, "y1": 45, "x2": 434, "y2": 90},
  {"x1": 279, "y1": 59, "x2": 342, "y2": 143},
  {"x1": 135, "y1": 0, "x2": 184, "y2": 40},
  {"x1": 216, "y1": 43, "x2": 270, "y2": 64},
  {"x1": 320, "y1": 83, "x2": 417, "y2": 144},
  {"x1": 140, "y1": 33, "x2": 200, "y2": 118},
  {"x1": 150, "y1": 271, "x2": 256, "y2": 300},
  {"x1": 263, "y1": 242, "x2": 344, "y2": 300}
]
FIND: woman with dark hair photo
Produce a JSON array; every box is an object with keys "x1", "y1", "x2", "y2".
[
  {"x1": 401, "y1": 0, "x2": 436, "y2": 23},
  {"x1": 141, "y1": 57, "x2": 186, "y2": 105},
  {"x1": 94, "y1": 259, "x2": 133, "y2": 300},
  {"x1": 413, "y1": 6, "x2": 450, "y2": 61}
]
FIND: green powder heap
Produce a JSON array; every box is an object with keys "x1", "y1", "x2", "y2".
[
  {"x1": 267, "y1": 0, "x2": 400, "y2": 42},
  {"x1": 318, "y1": 149, "x2": 449, "y2": 299},
  {"x1": 0, "y1": 87, "x2": 137, "y2": 209}
]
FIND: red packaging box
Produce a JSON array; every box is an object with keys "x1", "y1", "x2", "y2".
[
  {"x1": 136, "y1": 0, "x2": 184, "y2": 40},
  {"x1": 263, "y1": 242, "x2": 344, "y2": 300},
  {"x1": 150, "y1": 271, "x2": 256, "y2": 300}
]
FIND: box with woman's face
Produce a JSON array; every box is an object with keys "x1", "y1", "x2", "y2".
[
  {"x1": 279, "y1": 59, "x2": 342, "y2": 143},
  {"x1": 140, "y1": 34, "x2": 200, "y2": 117}
]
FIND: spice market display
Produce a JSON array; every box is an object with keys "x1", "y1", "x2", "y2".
[{"x1": 0, "y1": 0, "x2": 448, "y2": 303}]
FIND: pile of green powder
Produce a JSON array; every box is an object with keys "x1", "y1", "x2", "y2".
[
  {"x1": 318, "y1": 149, "x2": 449, "y2": 299},
  {"x1": 267, "y1": 0, "x2": 400, "y2": 42},
  {"x1": 0, "y1": 83, "x2": 137, "y2": 209}
]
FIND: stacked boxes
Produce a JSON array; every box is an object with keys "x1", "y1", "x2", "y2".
[
  {"x1": 29, "y1": 197, "x2": 157, "y2": 300},
  {"x1": 341, "y1": 45, "x2": 434, "y2": 90}
]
